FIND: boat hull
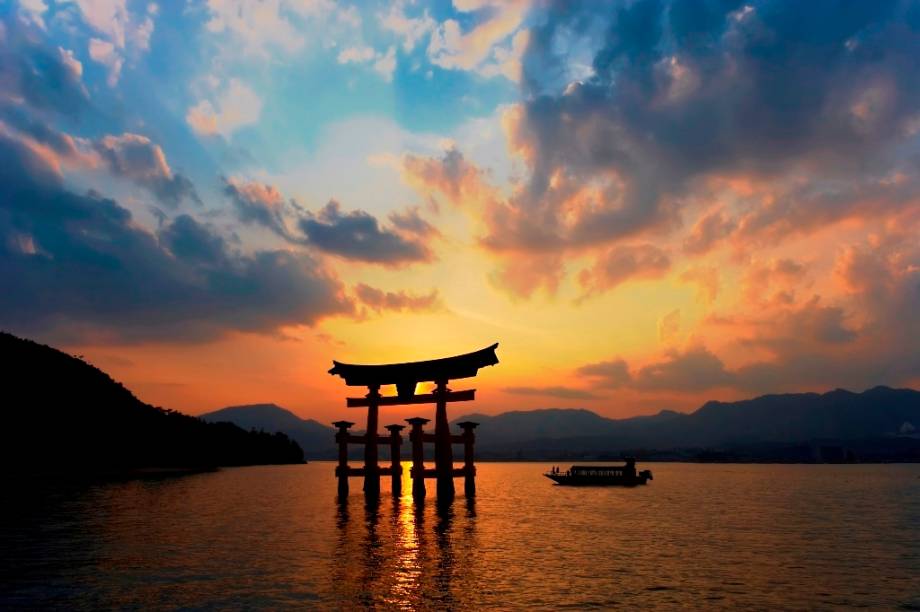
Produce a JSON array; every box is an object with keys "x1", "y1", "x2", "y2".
[{"x1": 544, "y1": 473, "x2": 651, "y2": 486}]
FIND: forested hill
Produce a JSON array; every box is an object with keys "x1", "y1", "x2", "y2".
[{"x1": 0, "y1": 332, "x2": 303, "y2": 473}]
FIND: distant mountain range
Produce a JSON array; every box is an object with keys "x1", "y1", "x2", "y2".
[
  {"x1": 454, "y1": 387, "x2": 920, "y2": 461},
  {"x1": 200, "y1": 404, "x2": 335, "y2": 459},
  {"x1": 206, "y1": 387, "x2": 920, "y2": 462},
  {"x1": 1, "y1": 332, "x2": 304, "y2": 474}
]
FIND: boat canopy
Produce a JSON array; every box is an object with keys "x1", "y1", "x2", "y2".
[{"x1": 329, "y1": 343, "x2": 499, "y2": 387}]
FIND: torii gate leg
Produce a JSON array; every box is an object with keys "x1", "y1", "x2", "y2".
[
  {"x1": 407, "y1": 417, "x2": 429, "y2": 499},
  {"x1": 386, "y1": 424, "x2": 404, "y2": 495},
  {"x1": 459, "y1": 421, "x2": 478, "y2": 497},
  {"x1": 364, "y1": 385, "x2": 380, "y2": 497},
  {"x1": 333, "y1": 420, "x2": 354, "y2": 497},
  {"x1": 434, "y1": 379, "x2": 455, "y2": 500}
]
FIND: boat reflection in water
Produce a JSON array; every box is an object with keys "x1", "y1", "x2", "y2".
[{"x1": 545, "y1": 458, "x2": 653, "y2": 486}]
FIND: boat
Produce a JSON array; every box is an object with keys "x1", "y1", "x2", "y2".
[{"x1": 544, "y1": 458, "x2": 652, "y2": 486}]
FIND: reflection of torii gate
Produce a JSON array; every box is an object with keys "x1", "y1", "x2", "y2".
[{"x1": 329, "y1": 343, "x2": 499, "y2": 499}]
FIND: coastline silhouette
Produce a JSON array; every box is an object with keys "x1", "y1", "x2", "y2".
[{"x1": 1, "y1": 332, "x2": 303, "y2": 476}]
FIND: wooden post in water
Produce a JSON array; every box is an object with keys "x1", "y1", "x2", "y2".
[
  {"x1": 406, "y1": 417, "x2": 429, "y2": 499},
  {"x1": 458, "y1": 421, "x2": 478, "y2": 497},
  {"x1": 433, "y1": 379, "x2": 455, "y2": 500},
  {"x1": 385, "y1": 424, "x2": 404, "y2": 494},
  {"x1": 364, "y1": 385, "x2": 381, "y2": 497},
  {"x1": 333, "y1": 420, "x2": 354, "y2": 497}
]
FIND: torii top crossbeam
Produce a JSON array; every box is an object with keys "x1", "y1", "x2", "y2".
[{"x1": 328, "y1": 343, "x2": 499, "y2": 393}]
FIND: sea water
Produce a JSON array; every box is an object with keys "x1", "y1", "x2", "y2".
[{"x1": 3, "y1": 462, "x2": 919, "y2": 609}]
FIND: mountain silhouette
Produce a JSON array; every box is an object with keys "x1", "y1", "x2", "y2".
[
  {"x1": 200, "y1": 404, "x2": 335, "y2": 459},
  {"x1": 453, "y1": 387, "x2": 920, "y2": 461},
  {"x1": 1, "y1": 332, "x2": 304, "y2": 475}
]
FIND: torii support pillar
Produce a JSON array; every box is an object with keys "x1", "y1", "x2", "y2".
[
  {"x1": 458, "y1": 421, "x2": 478, "y2": 497},
  {"x1": 407, "y1": 417, "x2": 429, "y2": 499},
  {"x1": 433, "y1": 380, "x2": 455, "y2": 500},
  {"x1": 333, "y1": 420, "x2": 355, "y2": 497},
  {"x1": 363, "y1": 385, "x2": 381, "y2": 497},
  {"x1": 385, "y1": 424, "x2": 405, "y2": 494}
]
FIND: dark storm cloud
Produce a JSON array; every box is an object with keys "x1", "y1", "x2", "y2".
[
  {"x1": 496, "y1": 0, "x2": 920, "y2": 250},
  {"x1": 299, "y1": 200, "x2": 433, "y2": 265},
  {"x1": 0, "y1": 132, "x2": 351, "y2": 342}
]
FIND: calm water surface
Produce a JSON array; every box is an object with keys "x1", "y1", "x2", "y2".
[{"x1": 3, "y1": 463, "x2": 919, "y2": 610}]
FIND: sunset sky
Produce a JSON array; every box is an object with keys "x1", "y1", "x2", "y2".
[{"x1": 2, "y1": 0, "x2": 919, "y2": 424}]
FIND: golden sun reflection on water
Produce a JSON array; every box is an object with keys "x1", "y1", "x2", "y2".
[
  {"x1": 333, "y1": 461, "x2": 478, "y2": 610},
  {"x1": 387, "y1": 463, "x2": 422, "y2": 609}
]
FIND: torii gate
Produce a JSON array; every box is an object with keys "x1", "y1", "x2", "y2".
[{"x1": 329, "y1": 343, "x2": 499, "y2": 499}]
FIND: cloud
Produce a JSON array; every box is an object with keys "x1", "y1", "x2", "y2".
[
  {"x1": 578, "y1": 244, "x2": 670, "y2": 296},
  {"x1": 157, "y1": 213, "x2": 227, "y2": 265},
  {"x1": 204, "y1": 0, "x2": 305, "y2": 55},
  {"x1": 201, "y1": 0, "x2": 359, "y2": 57},
  {"x1": 683, "y1": 208, "x2": 735, "y2": 255},
  {"x1": 658, "y1": 308, "x2": 680, "y2": 343},
  {"x1": 579, "y1": 347, "x2": 752, "y2": 394},
  {"x1": 387, "y1": 207, "x2": 440, "y2": 237},
  {"x1": 741, "y1": 258, "x2": 808, "y2": 306},
  {"x1": 379, "y1": 2, "x2": 435, "y2": 52},
  {"x1": 71, "y1": 0, "x2": 130, "y2": 48},
  {"x1": 94, "y1": 133, "x2": 200, "y2": 207},
  {"x1": 337, "y1": 45, "x2": 376, "y2": 64},
  {"x1": 336, "y1": 44, "x2": 397, "y2": 81},
  {"x1": 373, "y1": 46, "x2": 397, "y2": 81},
  {"x1": 298, "y1": 200, "x2": 434, "y2": 265},
  {"x1": 0, "y1": 104, "x2": 86, "y2": 166},
  {"x1": 354, "y1": 283, "x2": 442, "y2": 313},
  {"x1": 402, "y1": 147, "x2": 489, "y2": 207},
  {"x1": 428, "y1": 0, "x2": 920, "y2": 290},
  {"x1": 68, "y1": 0, "x2": 155, "y2": 86},
  {"x1": 740, "y1": 167, "x2": 920, "y2": 245},
  {"x1": 504, "y1": 385, "x2": 601, "y2": 400},
  {"x1": 427, "y1": 0, "x2": 531, "y2": 82},
  {"x1": 0, "y1": 130, "x2": 351, "y2": 342},
  {"x1": 489, "y1": 253, "x2": 564, "y2": 299},
  {"x1": 0, "y1": 16, "x2": 88, "y2": 116},
  {"x1": 222, "y1": 177, "x2": 291, "y2": 238},
  {"x1": 17, "y1": 0, "x2": 48, "y2": 29},
  {"x1": 187, "y1": 79, "x2": 262, "y2": 137},
  {"x1": 632, "y1": 346, "x2": 735, "y2": 392},
  {"x1": 576, "y1": 358, "x2": 631, "y2": 388},
  {"x1": 88, "y1": 38, "x2": 123, "y2": 86},
  {"x1": 680, "y1": 266, "x2": 720, "y2": 304}
]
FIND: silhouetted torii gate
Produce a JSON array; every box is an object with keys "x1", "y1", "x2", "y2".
[{"x1": 329, "y1": 343, "x2": 499, "y2": 499}]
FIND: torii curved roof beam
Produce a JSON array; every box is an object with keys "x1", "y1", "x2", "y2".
[{"x1": 329, "y1": 343, "x2": 499, "y2": 388}]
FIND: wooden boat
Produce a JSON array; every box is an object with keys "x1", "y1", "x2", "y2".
[{"x1": 544, "y1": 458, "x2": 652, "y2": 486}]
